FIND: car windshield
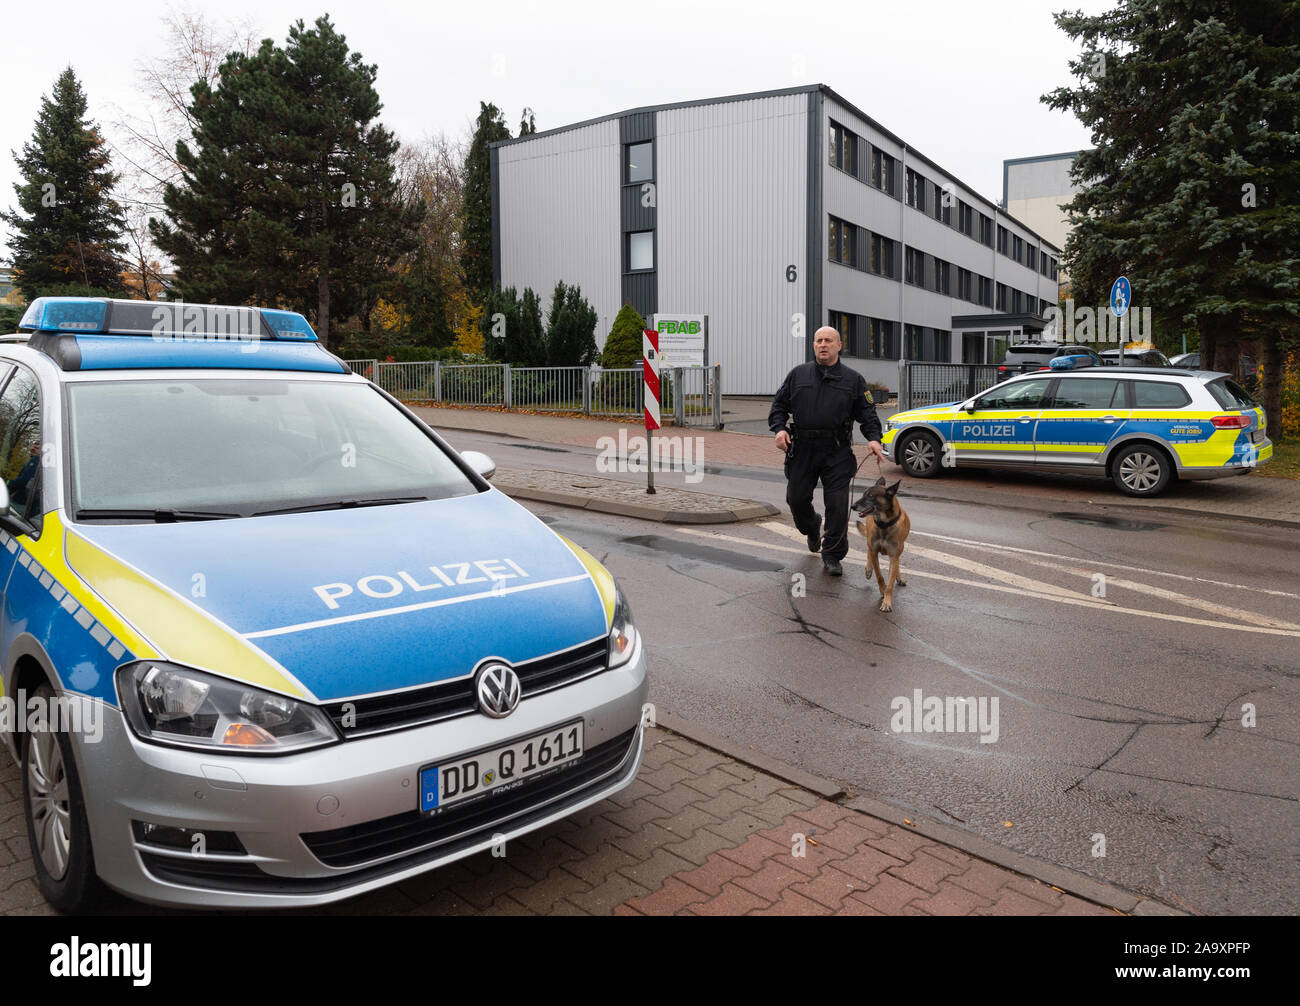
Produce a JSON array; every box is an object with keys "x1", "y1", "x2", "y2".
[{"x1": 65, "y1": 378, "x2": 477, "y2": 518}]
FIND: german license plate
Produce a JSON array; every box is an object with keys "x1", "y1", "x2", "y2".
[{"x1": 419, "y1": 721, "x2": 584, "y2": 813}]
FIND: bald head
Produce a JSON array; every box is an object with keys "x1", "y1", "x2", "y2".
[{"x1": 813, "y1": 326, "x2": 842, "y2": 366}]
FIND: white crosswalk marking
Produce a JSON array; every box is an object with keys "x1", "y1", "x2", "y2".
[{"x1": 672, "y1": 523, "x2": 1300, "y2": 639}]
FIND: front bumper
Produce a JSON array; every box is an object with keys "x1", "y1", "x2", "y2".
[{"x1": 72, "y1": 639, "x2": 648, "y2": 909}]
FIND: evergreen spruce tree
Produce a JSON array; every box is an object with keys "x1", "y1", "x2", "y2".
[
  {"x1": 151, "y1": 16, "x2": 422, "y2": 347},
  {"x1": 1045, "y1": 0, "x2": 1299, "y2": 437},
  {"x1": 481, "y1": 285, "x2": 545, "y2": 365},
  {"x1": 461, "y1": 103, "x2": 511, "y2": 308},
  {"x1": 544, "y1": 281, "x2": 598, "y2": 366},
  {"x1": 600, "y1": 302, "x2": 648, "y2": 368},
  {"x1": 2, "y1": 69, "x2": 126, "y2": 299}
]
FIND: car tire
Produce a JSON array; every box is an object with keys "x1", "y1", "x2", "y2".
[
  {"x1": 1111, "y1": 443, "x2": 1172, "y2": 497},
  {"x1": 22, "y1": 682, "x2": 103, "y2": 914},
  {"x1": 898, "y1": 431, "x2": 943, "y2": 478}
]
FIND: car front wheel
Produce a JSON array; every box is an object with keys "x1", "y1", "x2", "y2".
[
  {"x1": 1111, "y1": 443, "x2": 1172, "y2": 497},
  {"x1": 897, "y1": 431, "x2": 944, "y2": 478},
  {"x1": 22, "y1": 682, "x2": 103, "y2": 913}
]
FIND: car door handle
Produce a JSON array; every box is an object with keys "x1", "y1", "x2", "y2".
[
  {"x1": 1017, "y1": 416, "x2": 1034, "y2": 424},
  {"x1": 1102, "y1": 416, "x2": 1118, "y2": 423}
]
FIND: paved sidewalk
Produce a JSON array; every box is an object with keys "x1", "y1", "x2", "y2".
[
  {"x1": 492, "y1": 466, "x2": 778, "y2": 523},
  {"x1": 0, "y1": 724, "x2": 1146, "y2": 915},
  {"x1": 415, "y1": 404, "x2": 1300, "y2": 527}
]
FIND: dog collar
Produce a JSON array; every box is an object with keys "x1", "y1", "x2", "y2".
[{"x1": 873, "y1": 512, "x2": 901, "y2": 529}]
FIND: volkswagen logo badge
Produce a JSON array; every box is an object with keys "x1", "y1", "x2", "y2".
[{"x1": 476, "y1": 662, "x2": 521, "y2": 718}]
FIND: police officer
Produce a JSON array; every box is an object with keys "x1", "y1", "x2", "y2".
[{"x1": 769, "y1": 326, "x2": 884, "y2": 576}]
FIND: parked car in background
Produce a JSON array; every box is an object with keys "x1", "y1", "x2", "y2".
[
  {"x1": 1100, "y1": 348, "x2": 1172, "y2": 367},
  {"x1": 882, "y1": 368, "x2": 1271, "y2": 497},
  {"x1": 1169, "y1": 352, "x2": 1258, "y2": 391}
]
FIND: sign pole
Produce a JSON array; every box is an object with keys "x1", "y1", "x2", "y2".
[
  {"x1": 1110, "y1": 275, "x2": 1130, "y2": 366},
  {"x1": 643, "y1": 329, "x2": 660, "y2": 495}
]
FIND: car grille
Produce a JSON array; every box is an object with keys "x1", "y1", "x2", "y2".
[
  {"x1": 302, "y1": 727, "x2": 638, "y2": 869},
  {"x1": 139, "y1": 726, "x2": 640, "y2": 895},
  {"x1": 322, "y1": 638, "x2": 608, "y2": 738}
]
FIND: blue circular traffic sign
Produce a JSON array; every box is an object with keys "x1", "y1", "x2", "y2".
[{"x1": 1110, "y1": 276, "x2": 1131, "y2": 318}]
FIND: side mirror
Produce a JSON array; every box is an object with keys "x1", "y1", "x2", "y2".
[
  {"x1": 963, "y1": 401, "x2": 977, "y2": 413},
  {"x1": 461, "y1": 450, "x2": 496, "y2": 480},
  {"x1": 0, "y1": 483, "x2": 34, "y2": 538}
]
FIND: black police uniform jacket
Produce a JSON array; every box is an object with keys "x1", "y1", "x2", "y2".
[{"x1": 768, "y1": 359, "x2": 883, "y2": 445}]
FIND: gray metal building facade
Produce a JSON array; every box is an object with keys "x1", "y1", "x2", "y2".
[{"x1": 492, "y1": 84, "x2": 1062, "y2": 395}]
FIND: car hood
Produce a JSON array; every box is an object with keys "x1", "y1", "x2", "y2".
[
  {"x1": 890, "y1": 401, "x2": 960, "y2": 422},
  {"x1": 62, "y1": 490, "x2": 612, "y2": 701}
]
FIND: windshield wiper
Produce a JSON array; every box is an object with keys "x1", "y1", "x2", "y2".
[
  {"x1": 252, "y1": 496, "x2": 429, "y2": 517},
  {"x1": 74, "y1": 508, "x2": 243, "y2": 522}
]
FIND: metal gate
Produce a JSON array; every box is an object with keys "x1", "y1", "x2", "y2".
[
  {"x1": 897, "y1": 362, "x2": 1000, "y2": 411},
  {"x1": 664, "y1": 365, "x2": 722, "y2": 428}
]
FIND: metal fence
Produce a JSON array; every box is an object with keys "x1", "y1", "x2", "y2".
[
  {"x1": 345, "y1": 360, "x2": 723, "y2": 426},
  {"x1": 342, "y1": 358, "x2": 377, "y2": 380},
  {"x1": 897, "y1": 361, "x2": 1000, "y2": 411}
]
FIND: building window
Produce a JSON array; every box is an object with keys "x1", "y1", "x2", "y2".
[
  {"x1": 1025, "y1": 244, "x2": 1036, "y2": 270},
  {"x1": 933, "y1": 183, "x2": 946, "y2": 223},
  {"x1": 997, "y1": 225, "x2": 1009, "y2": 256},
  {"x1": 957, "y1": 267, "x2": 972, "y2": 301},
  {"x1": 625, "y1": 141, "x2": 653, "y2": 184},
  {"x1": 906, "y1": 168, "x2": 926, "y2": 211},
  {"x1": 865, "y1": 318, "x2": 897, "y2": 359},
  {"x1": 933, "y1": 329, "x2": 951, "y2": 362},
  {"x1": 959, "y1": 201, "x2": 973, "y2": 236},
  {"x1": 978, "y1": 276, "x2": 992, "y2": 307},
  {"x1": 1050, "y1": 257, "x2": 1058, "y2": 280},
  {"x1": 870, "y1": 234, "x2": 896, "y2": 278},
  {"x1": 627, "y1": 231, "x2": 654, "y2": 272},
  {"x1": 871, "y1": 149, "x2": 896, "y2": 194},
  {"x1": 996, "y1": 282, "x2": 1008, "y2": 311},
  {"x1": 830, "y1": 120, "x2": 859, "y2": 177},
  {"x1": 1011, "y1": 289, "x2": 1024, "y2": 313},
  {"x1": 829, "y1": 216, "x2": 858, "y2": 266},
  {"x1": 1012, "y1": 234, "x2": 1023, "y2": 264},
  {"x1": 934, "y1": 258, "x2": 951, "y2": 295},
  {"x1": 828, "y1": 310, "x2": 854, "y2": 352}
]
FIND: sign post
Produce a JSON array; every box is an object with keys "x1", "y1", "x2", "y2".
[
  {"x1": 1110, "y1": 276, "x2": 1131, "y2": 366},
  {"x1": 643, "y1": 328, "x2": 660, "y2": 495}
]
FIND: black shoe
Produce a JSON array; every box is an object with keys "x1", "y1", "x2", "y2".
[
  {"x1": 806, "y1": 515, "x2": 822, "y2": 553},
  {"x1": 822, "y1": 557, "x2": 843, "y2": 576}
]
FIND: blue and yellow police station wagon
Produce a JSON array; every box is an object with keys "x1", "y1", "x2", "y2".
[
  {"x1": 0, "y1": 298, "x2": 646, "y2": 911},
  {"x1": 882, "y1": 364, "x2": 1272, "y2": 497}
]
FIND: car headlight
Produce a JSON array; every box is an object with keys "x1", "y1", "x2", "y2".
[
  {"x1": 116, "y1": 662, "x2": 339, "y2": 754},
  {"x1": 608, "y1": 589, "x2": 638, "y2": 669}
]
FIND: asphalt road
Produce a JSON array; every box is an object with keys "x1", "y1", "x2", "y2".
[{"x1": 445, "y1": 428, "x2": 1300, "y2": 916}]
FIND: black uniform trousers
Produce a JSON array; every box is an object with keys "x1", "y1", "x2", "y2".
[{"x1": 784, "y1": 437, "x2": 856, "y2": 561}]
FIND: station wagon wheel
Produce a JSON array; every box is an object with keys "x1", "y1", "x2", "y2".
[
  {"x1": 22, "y1": 682, "x2": 103, "y2": 913},
  {"x1": 898, "y1": 431, "x2": 942, "y2": 479},
  {"x1": 1111, "y1": 443, "x2": 1171, "y2": 497}
]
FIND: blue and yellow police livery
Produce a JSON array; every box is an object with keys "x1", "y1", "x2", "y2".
[
  {"x1": 0, "y1": 298, "x2": 646, "y2": 911},
  {"x1": 881, "y1": 366, "x2": 1272, "y2": 497}
]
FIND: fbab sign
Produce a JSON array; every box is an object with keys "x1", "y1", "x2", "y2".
[{"x1": 651, "y1": 314, "x2": 707, "y2": 367}]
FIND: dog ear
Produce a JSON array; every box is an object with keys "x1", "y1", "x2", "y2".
[
  {"x1": 874, "y1": 476, "x2": 887, "y2": 487},
  {"x1": 887, "y1": 480, "x2": 902, "y2": 496}
]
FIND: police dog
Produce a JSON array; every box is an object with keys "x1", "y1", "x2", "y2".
[{"x1": 852, "y1": 478, "x2": 909, "y2": 612}]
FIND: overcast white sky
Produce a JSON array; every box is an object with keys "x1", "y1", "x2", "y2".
[{"x1": 1, "y1": 0, "x2": 1109, "y2": 260}]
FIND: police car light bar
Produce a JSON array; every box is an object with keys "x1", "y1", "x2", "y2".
[{"x1": 17, "y1": 297, "x2": 319, "y2": 342}]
